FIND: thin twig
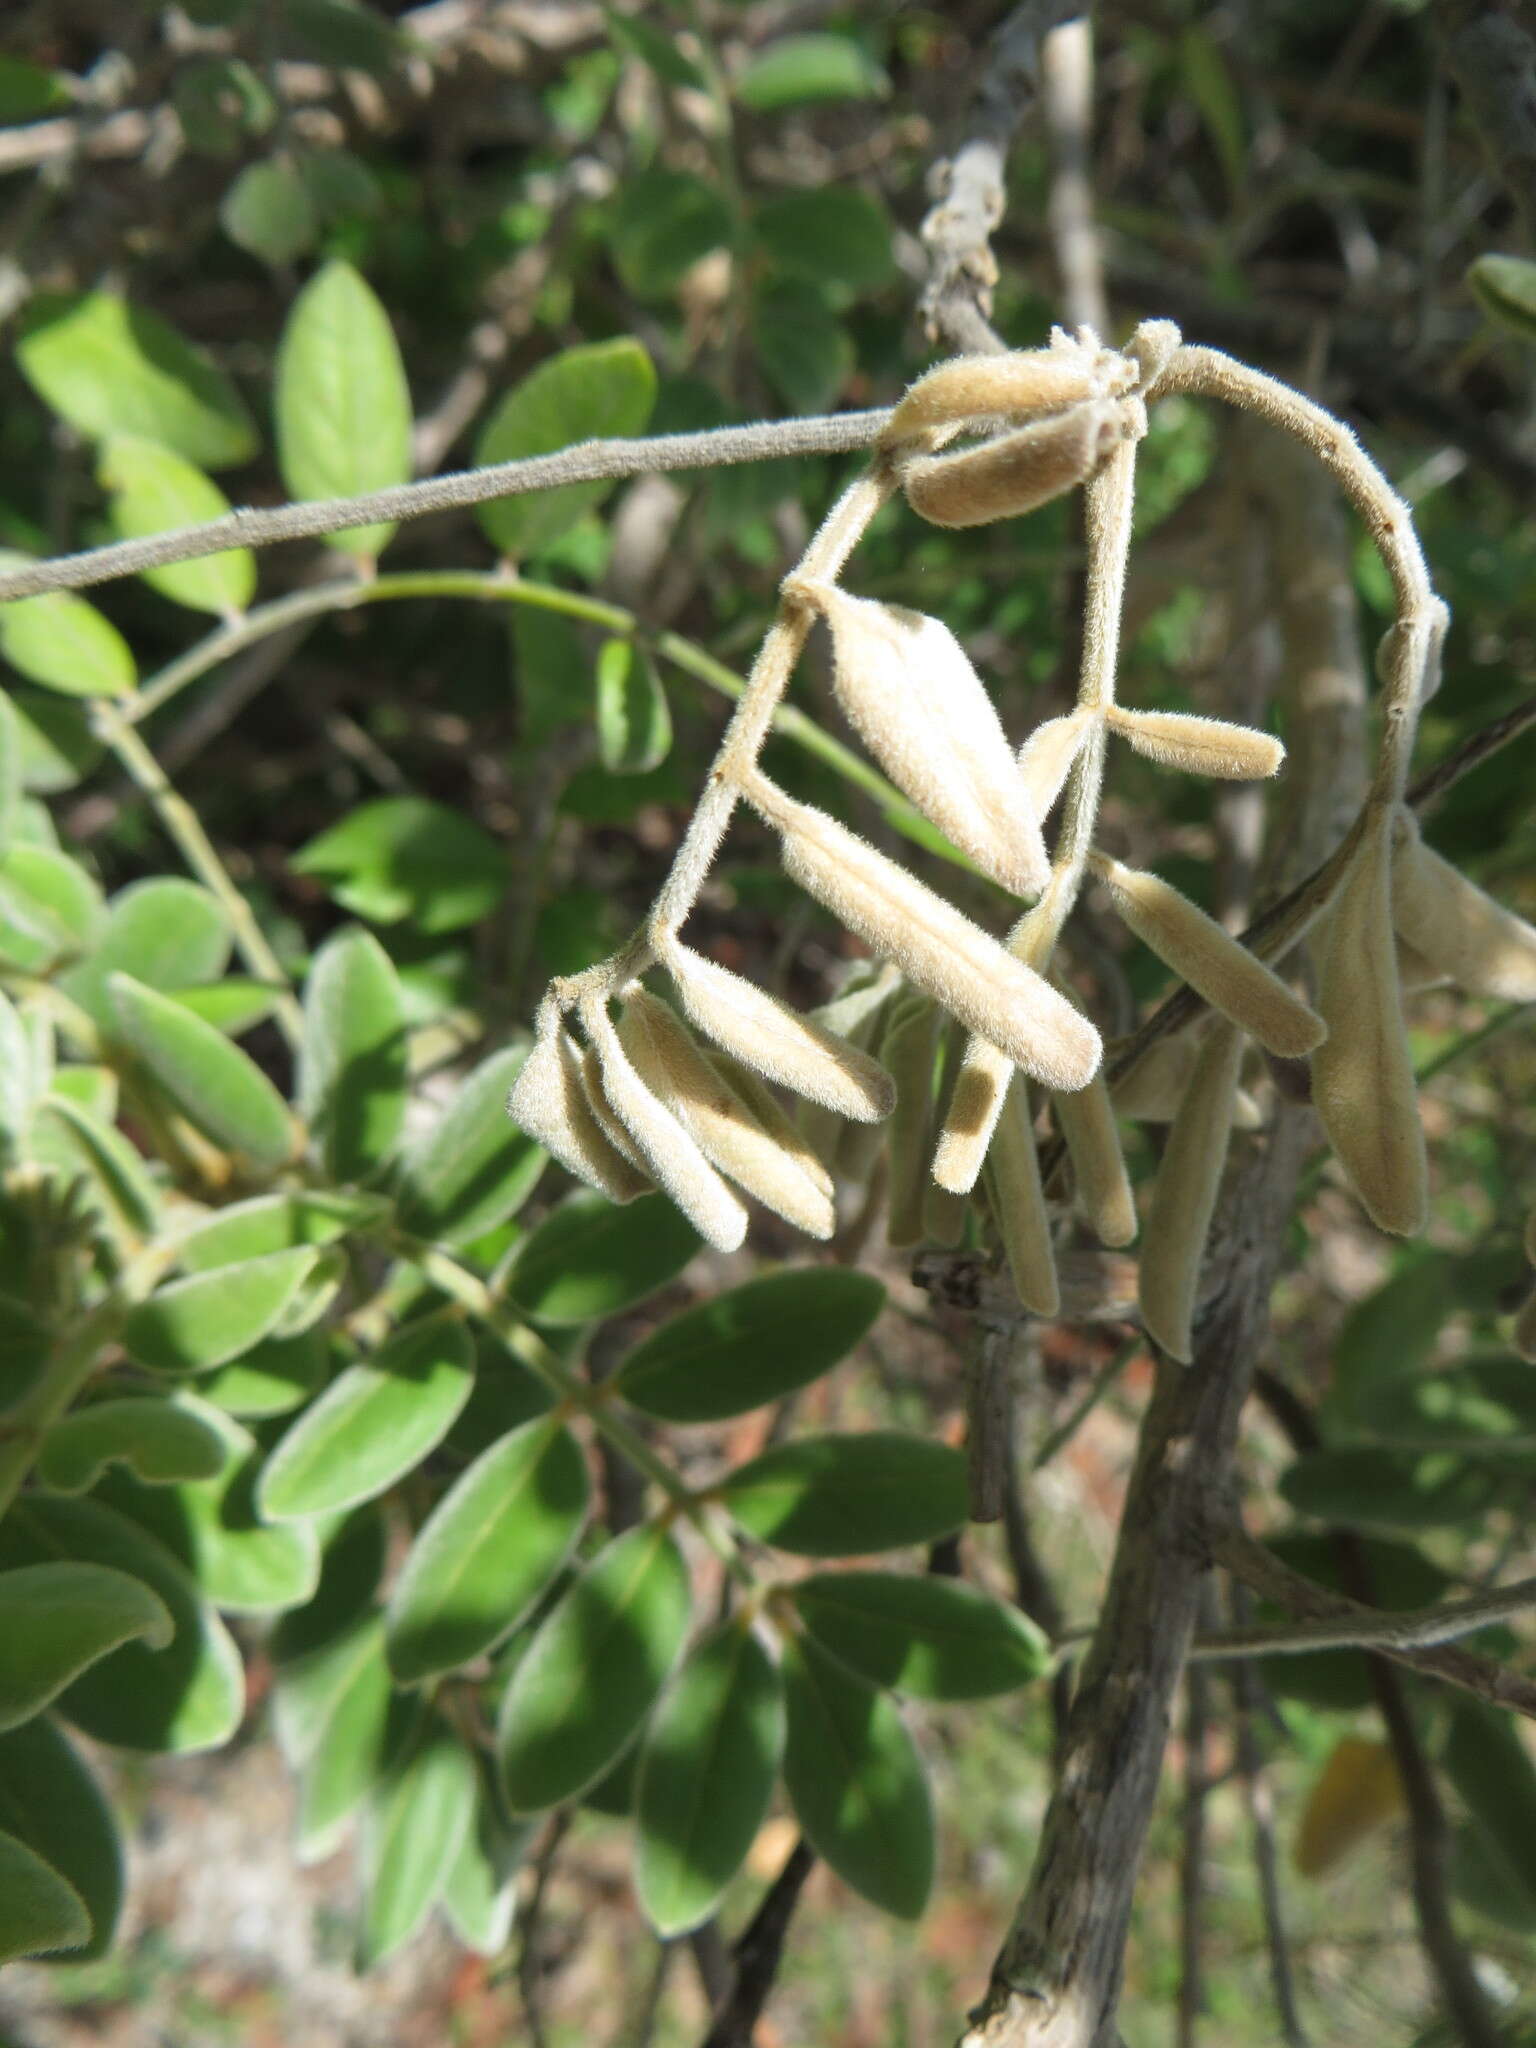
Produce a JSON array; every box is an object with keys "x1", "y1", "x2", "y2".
[
  {"x1": 1188, "y1": 1573, "x2": 1536, "y2": 1657},
  {"x1": 1229, "y1": 1597, "x2": 1310, "y2": 2048},
  {"x1": 699, "y1": 1837, "x2": 817, "y2": 2048},
  {"x1": 1177, "y1": 1593, "x2": 1213, "y2": 2048}
]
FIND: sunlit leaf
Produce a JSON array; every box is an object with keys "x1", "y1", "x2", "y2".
[
  {"x1": 722, "y1": 1432, "x2": 968, "y2": 1556},
  {"x1": 299, "y1": 926, "x2": 408, "y2": 1182},
  {"x1": 98, "y1": 434, "x2": 256, "y2": 615},
  {"x1": 505, "y1": 1190, "x2": 701, "y2": 1326},
  {"x1": 0, "y1": 1563, "x2": 174, "y2": 1732}
]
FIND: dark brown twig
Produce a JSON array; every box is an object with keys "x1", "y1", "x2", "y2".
[{"x1": 698, "y1": 1837, "x2": 817, "y2": 2048}]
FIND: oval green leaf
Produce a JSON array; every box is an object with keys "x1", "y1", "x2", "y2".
[
  {"x1": 199, "y1": 1326, "x2": 330, "y2": 1419},
  {"x1": 0, "y1": 1717, "x2": 122, "y2": 1959},
  {"x1": 15, "y1": 292, "x2": 258, "y2": 467},
  {"x1": 1442, "y1": 1699, "x2": 1536, "y2": 1907},
  {"x1": 0, "y1": 1495, "x2": 244, "y2": 1753},
  {"x1": 291, "y1": 794, "x2": 508, "y2": 934},
  {"x1": 792, "y1": 1571, "x2": 1050, "y2": 1699},
  {"x1": 271, "y1": 1507, "x2": 387, "y2": 1668},
  {"x1": 274, "y1": 259, "x2": 411, "y2": 559},
  {"x1": 98, "y1": 434, "x2": 256, "y2": 616},
  {"x1": 359, "y1": 1717, "x2": 478, "y2": 1966},
  {"x1": 498, "y1": 1522, "x2": 691, "y2": 1812},
  {"x1": 752, "y1": 187, "x2": 895, "y2": 295},
  {"x1": 615, "y1": 1269, "x2": 884, "y2": 1423},
  {"x1": 721, "y1": 1432, "x2": 968, "y2": 1557},
  {"x1": 299, "y1": 926, "x2": 408, "y2": 1182},
  {"x1": 175, "y1": 1188, "x2": 383, "y2": 1271},
  {"x1": 781, "y1": 1631, "x2": 932, "y2": 1920},
  {"x1": 221, "y1": 157, "x2": 320, "y2": 268},
  {"x1": 595, "y1": 637, "x2": 671, "y2": 774},
  {"x1": 0, "y1": 1829, "x2": 91, "y2": 1961},
  {"x1": 635, "y1": 1622, "x2": 784, "y2": 1936},
  {"x1": 124, "y1": 1248, "x2": 320, "y2": 1373},
  {"x1": 396, "y1": 1042, "x2": 546, "y2": 1247},
  {"x1": 0, "y1": 1563, "x2": 174, "y2": 1733},
  {"x1": 1278, "y1": 1446, "x2": 1502, "y2": 1532},
  {"x1": 474, "y1": 336, "x2": 657, "y2": 559},
  {"x1": 38, "y1": 1397, "x2": 228, "y2": 1493},
  {"x1": 110, "y1": 972, "x2": 297, "y2": 1175},
  {"x1": 736, "y1": 34, "x2": 885, "y2": 111},
  {"x1": 0, "y1": 570, "x2": 135, "y2": 700},
  {"x1": 505, "y1": 1190, "x2": 701, "y2": 1326},
  {"x1": 385, "y1": 1415, "x2": 589, "y2": 1684},
  {"x1": 257, "y1": 1312, "x2": 476, "y2": 1521},
  {"x1": 609, "y1": 170, "x2": 733, "y2": 299},
  {"x1": 59, "y1": 876, "x2": 230, "y2": 1029}
]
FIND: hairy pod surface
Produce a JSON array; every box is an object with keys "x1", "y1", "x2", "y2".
[
  {"x1": 987, "y1": 1077, "x2": 1059, "y2": 1317},
  {"x1": 882, "y1": 995, "x2": 940, "y2": 1249},
  {"x1": 507, "y1": 1029, "x2": 651, "y2": 1204},
  {"x1": 1051, "y1": 1070, "x2": 1137, "y2": 1249},
  {"x1": 878, "y1": 344, "x2": 1106, "y2": 450},
  {"x1": 901, "y1": 403, "x2": 1125, "y2": 530},
  {"x1": 1390, "y1": 808, "x2": 1536, "y2": 1003},
  {"x1": 1137, "y1": 1019, "x2": 1244, "y2": 1362},
  {"x1": 1016, "y1": 709, "x2": 1094, "y2": 820},
  {"x1": 1105, "y1": 706, "x2": 1284, "y2": 781}
]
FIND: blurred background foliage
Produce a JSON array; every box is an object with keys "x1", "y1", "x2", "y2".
[{"x1": 0, "y1": 0, "x2": 1534, "y2": 2044}]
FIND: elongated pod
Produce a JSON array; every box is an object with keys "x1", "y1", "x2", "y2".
[
  {"x1": 507, "y1": 1028, "x2": 651, "y2": 1204},
  {"x1": 902, "y1": 403, "x2": 1125, "y2": 530},
  {"x1": 1137, "y1": 1020, "x2": 1244, "y2": 1362},
  {"x1": 1391, "y1": 807, "x2": 1536, "y2": 1002},
  {"x1": 987, "y1": 1076, "x2": 1059, "y2": 1317}
]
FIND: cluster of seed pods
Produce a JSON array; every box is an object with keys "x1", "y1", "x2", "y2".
[{"x1": 509, "y1": 321, "x2": 1536, "y2": 1362}]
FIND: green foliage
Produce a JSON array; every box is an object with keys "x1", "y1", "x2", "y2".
[
  {"x1": 291, "y1": 796, "x2": 509, "y2": 933},
  {"x1": 721, "y1": 1432, "x2": 969, "y2": 1555},
  {"x1": 97, "y1": 437, "x2": 256, "y2": 616}
]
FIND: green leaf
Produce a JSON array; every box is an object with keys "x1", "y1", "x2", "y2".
[
  {"x1": 1180, "y1": 25, "x2": 1246, "y2": 201},
  {"x1": 199, "y1": 1327, "x2": 329, "y2": 1418},
  {"x1": 271, "y1": 1506, "x2": 386, "y2": 1666},
  {"x1": 2, "y1": 846, "x2": 106, "y2": 954},
  {"x1": 59, "y1": 876, "x2": 230, "y2": 1029},
  {"x1": 474, "y1": 337, "x2": 657, "y2": 559},
  {"x1": 736, "y1": 35, "x2": 885, "y2": 112},
  {"x1": 124, "y1": 1248, "x2": 320, "y2": 1374},
  {"x1": 221, "y1": 157, "x2": 320, "y2": 267},
  {"x1": 609, "y1": 170, "x2": 734, "y2": 298},
  {"x1": 722, "y1": 1432, "x2": 969, "y2": 1556},
  {"x1": 0, "y1": 1292, "x2": 52, "y2": 1415},
  {"x1": 752, "y1": 188, "x2": 895, "y2": 295},
  {"x1": 1278, "y1": 1447, "x2": 1501, "y2": 1531},
  {"x1": 499, "y1": 1522, "x2": 691, "y2": 1811},
  {"x1": 359, "y1": 1717, "x2": 478, "y2": 1965},
  {"x1": 440, "y1": 1782, "x2": 534, "y2": 1955},
  {"x1": 0, "y1": 1563, "x2": 174, "y2": 1732},
  {"x1": 505, "y1": 1190, "x2": 701, "y2": 1326},
  {"x1": 0, "y1": 1718, "x2": 122, "y2": 1959},
  {"x1": 27, "y1": 1095, "x2": 161, "y2": 1245},
  {"x1": 273, "y1": 1614, "x2": 396, "y2": 1853},
  {"x1": 279, "y1": 0, "x2": 405, "y2": 74},
  {"x1": 109, "y1": 973, "x2": 297, "y2": 1175},
  {"x1": 1451, "y1": 1819, "x2": 1536, "y2": 1934},
  {"x1": 386, "y1": 1416, "x2": 588, "y2": 1683},
  {"x1": 1467, "y1": 253, "x2": 1536, "y2": 343},
  {"x1": 98, "y1": 435, "x2": 256, "y2": 616},
  {"x1": 274, "y1": 259, "x2": 411, "y2": 559},
  {"x1": 97, "y1": 1402, "x2": 321, "y2": 1614},
  {"x1": 616, "y1": 1269, "x2": 883, "y2": 1422},
  {"x1": 1257, "y1": 1534, "x2": 1450, "y2": 1711},
  {"x1": 15, "y1": 293, "x2": 258, "y2": 468},
  {"x1": 0, "y1": 1829, "x2": 91, "y2": 1961},
  {"x1": 172, "y1": 56, "x2": 273, "y2": 154},
  {"x1": 257, "y1": 1311, "x2": 476, "y2": 1521},
  {"x1": 299, "y1": 927, "x2": 407, "y2": 1182},
  {"x1": 635, "y1": 1622, "x2": 784, "y2": 1936},
  {"x1": 176, "y1": 1188, "x2": 383, "y2": 1271},
  {"x1": 38, "y1": 1398, "x2": 228, "y2": 1493},
  {"x1": 1351, "y1": 1356, "x2": 1536, "y2": 1459},
  {"x1": 793, "y1": 1572, "x2": 1050, "y2": 1699},
  {"x1": 291, "y1": 794, "x2": 508, "y2": 933},
  {"x1": 1442, "y1": 1700, "x2": 1536, "y2": 1907},
  {"x1": 166, "y1": 978, "x2": 282, "y2": 1034},
  {"x1": 0, "y1": 988, "x2": 32, "y2": 1150},
  {"x1": 396, "y1": 1042, "x2": 546, "y2": 1246},
  {"x1": 0, "y1": 1495, "x2": 244, "y2": 1753},
  {"x1": 595, "y1": 638, "x2": 671, "y2": 774},
  {"x1": 0, "y1": 692, "x2": 21, "y2": 858},
  {"x1": 0, "y1": 55, "x2": 70, "y2": 123},
  {"x1": 6, "y1": 688, "x2": 104, "y2": 793},
  {"x1": 781, "y1": 1631, "x2": 932, "y2": 1919},
  {"x1": 751, "y1": 280, "x2": 852, "y2": 413},
  {"x1": 0, "y1": 564, "x2": 136, "y2": 699},
  {"x1": 1323, "y1": 1253, "x2": 1455, "y2": 1423},
  {"x1": 603, "y1": 9, "x2": 707, "y2": 89}
]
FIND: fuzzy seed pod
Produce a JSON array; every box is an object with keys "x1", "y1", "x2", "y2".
[
  {"x1": 879, "y1": 347, "x2": 1103, "y2": 451},
  {"x1": 1091, "y1": 854, "x2": 1325, "y2": 1060},
  {"x1": 1105, "y1": 706, "x2": 1284, "y2": 781},
  {"x1": 578, "y1": 1045, "x2": 650, "y2": 1175},
  {"x1": 1016, "y1": 709, "x2": 1095, "y2": 820},
  {"x1": 882, "y1": 995, "x2": 940, "y2": 1249},
  {"x1": 1395, "y1": 934, "x2": 1448, "y2": 994},
  {"x1": 617, "y1": 990, "x2": 834, "y2": 1240},
  {"x1": 1391, "y1": 809, "x2": 1536, "y2": 1003},
  {"x1": 986, "y1": 1077, "x2": 1059, "y2": 1317},
  {"x1": 585, "y1": 1005, "x2": 749, "y2": 1252},
  {"x1": 706, "y1": 1051, "x2": 835, "y2": 1202},
  {"x1": 902, "y1": 402, "x2": 1124, "y2": 530},
  {"x1": 506, "y1": 1029, "x2": 651, "y2": 1204},
  {"x1": 756, "y1": 785, "x2": 1102, "y2": 1091},
  {"x1": 659, "y1": 940, "x2": 895, "y2": 1121},
  {"x1": 930, "y1": 1036, "x2": 1012, "y2": 1195},
  {"x1": 1137, "y1": 1020, "x2": 1244, "y2": 1362},
  {"x1": 1112, "y1": 1030, "x2": 1264, "y2": 1131},
  {"x1": 1051, "y1": 1071, "x2": 1137, "y2": 1248},
  {"x1": 1515, "y1": 1285, "x2": 1536, "y2": 1365},
  {"x1": 789, "y1": 582, "x2": 1050, "y2": 898},
  {"x1": 1310, "y1": 813, "x2": 1427, "y2": 1237}
]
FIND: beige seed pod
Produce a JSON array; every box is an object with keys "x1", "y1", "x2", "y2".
[
  {"x1": 986, "y1": 1076, "x2": 1059, "y2": 1317},
  {"x1": 1051, "y1": 1071, "x2": 1137, "y2": 1248},
  {"x1": 659, "y1": 939, "x2": 895, "y2": 1121},
  {"x1": 1105, "y1": 706, "x2": 1284, "y2": 781},
  {"x1": 755, "y1": 784, "x2": 1102, "y2": 1091},
  {"x1": 578, "y1": 1044, "x2": 652, "y2": 1176},
  {"x1": 1017, "y1": 709, "x2": 1095, "y2": 820},
  {"x1": 1091, "y1": 854, "x2": 1325, "y2": 1060},
  {"x1": 585, "y1": 1004, "x2": 749, "y2": 1252},
  {"x1": 930, "y1": 898, "x2": 1057, "y2": 1194},
  {"x1": 879, "y1": 347, "x2": 1103, "y2": 451},
  {"x1": 1390, "y1": 808, "x2": 1536, "y2": 1003},
  {"x1": 1513, "y1": 1284, "x2": 1536, "y2": 1365},
  {"x1": 1137, "y1": 1020, "x2": 1244, "y2": 1363},
  {"x1": 788, "y1": 582, "x2": 1050, "y2": 898},
  {"x1": 882, "y1": 994, "x2": 940, "y2": 1249},
  {"x1": 1310, "y1": 812, "x2": 1427, "y2": 1237},
  {"x1": 1111, "y1": 1030, "x2": 1264, "y2": 1131},
  {"x1": 706, "y1": 1051, "x2": 835, "y2": 1201},
  {"x1": 1395, "y1": 934, "x2": 1449, "y2": 993},
  {"x1": 902, "y1": 402, "x2": 1124, "y2": 530},
  {"x1": 505, "y1": 1029, "x2": 651, "y2": 1205},
  {"x1": 617, "y1": 990, "x2": 834, "y2": 1240}
]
